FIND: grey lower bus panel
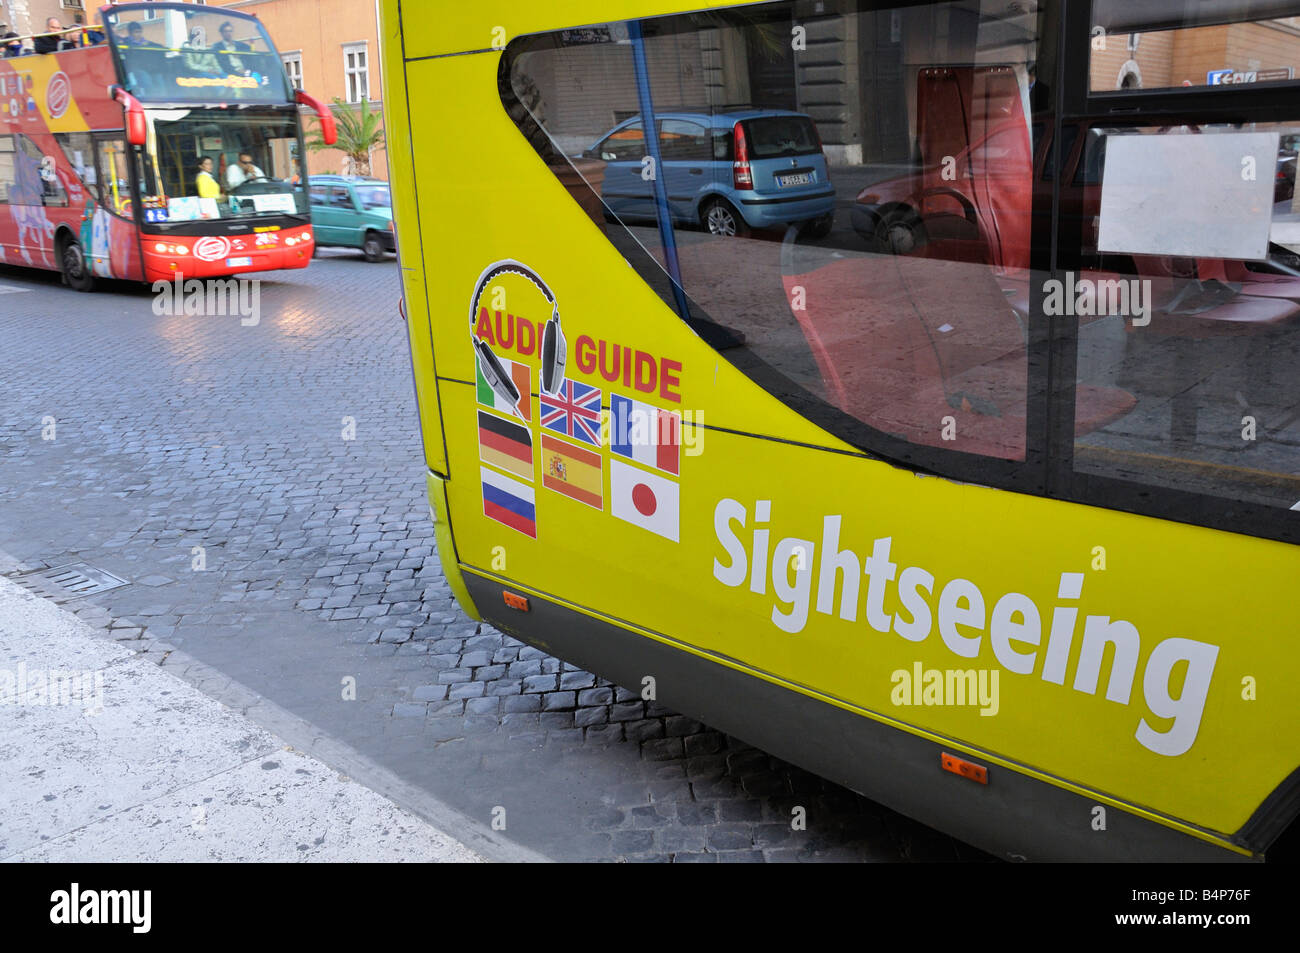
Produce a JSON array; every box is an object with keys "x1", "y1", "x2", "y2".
[{"x1": 462, "y1": 570, "x2": 1254, "y2": 863}]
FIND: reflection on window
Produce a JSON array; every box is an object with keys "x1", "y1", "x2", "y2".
[
  {"x1": 354, "y1": 185, "x2": 391, "y2": 210},
  {"x1": 104, "y1": 7, "x2": 292, "y2": 103},
  {"x1": 506, "y1": 0, "x2": 1055, "y2": 464},
  {"x1": 1071, "y1": 123, "x2": 1300, "y2": 510},
  {"x1": 1089, "y1": 4, "x2": 1300, "y2": 93},
  {"x1": 1, "y1": 136, "x2": 68, "y2": 208}
]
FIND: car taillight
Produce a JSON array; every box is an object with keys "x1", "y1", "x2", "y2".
[{"x1": 733, "y1": 121, "x2": 753, "y2": 190}]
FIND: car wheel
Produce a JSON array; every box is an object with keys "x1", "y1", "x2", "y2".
[
  {"x1": 801, "y1": 213, "x2": 834, "y2": 240},
  {"x1": 702, "y1": 199, "x2": 750, "y2": 238},
  {"x1": 875, "y1": 209, "x2": 923, "y2": 256},
  {"x1": 59, "y1": 235, "x2": 95, "y2": 292},
  {"x1": 362, "y1": 232, "x2": 386, "y2": 262}
]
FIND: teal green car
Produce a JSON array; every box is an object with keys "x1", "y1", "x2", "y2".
[{"x1": 308, "y1": 175, "x2": 397, "y2": 261}]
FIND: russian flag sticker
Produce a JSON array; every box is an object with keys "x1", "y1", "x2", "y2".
[
  {"x1": 481, "y1": 465, "x2": 537, "y2": 538},
  {"x1": 610, "y1": 459, "x2": 679, "y2": 542}
]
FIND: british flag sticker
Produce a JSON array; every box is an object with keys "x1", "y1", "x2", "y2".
[{"x1": 539, "y1": 378, "x2": 602, "y2": 447}]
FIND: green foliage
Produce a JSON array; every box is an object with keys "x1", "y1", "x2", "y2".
[{"x1": 307, "y1": 98, "x2": 386, "y2": 176}]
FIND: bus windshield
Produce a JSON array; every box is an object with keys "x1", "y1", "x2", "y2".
[
  {"x1": 139, "y1": 107, "x2": 307, "y2": 224},
  {"x1": 104, "y1": 4, "x2": 292, "y2": 103}
]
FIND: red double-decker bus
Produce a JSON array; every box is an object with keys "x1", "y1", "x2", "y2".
[{"x1": 0, "y1": 2, "x2": 336, "y2": 291}]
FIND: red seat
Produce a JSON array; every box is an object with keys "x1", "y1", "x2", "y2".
[
  {"x1": 1203, "y1": 257, "x2": 1300, "y2": 301},
  {"x1": 1130, "y1": 255, "x2": 1299, "y2": 338},
  {"x1": 785, "y1": 255, "x2": 1136, "y2": 460}
]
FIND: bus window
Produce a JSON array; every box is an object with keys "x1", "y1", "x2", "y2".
[
  {"x1": 0, "y1": 136, "x2": 12, "y2": 205},
  {"x1": 11, "y1": 136, "x2": 67, "y2": 208},
  {"x1": 96, "y1": 138, "x2": 132, "y2": 218},
  {"x1": 505, "y1": 0, "x2": 1056, "y2": 468},
  {"x1": 1090, "y1": 1, "x2": 1300, "y2": 93},
  {"x1": 1070, "y1": 122, "x2": 1300, "y2": 511},
  {"x1": 103, "y1": 6, "x2": 293, "y2": 104},
  {"x1": 54, "y1": 132, "x2": 97, "y2": 199}
]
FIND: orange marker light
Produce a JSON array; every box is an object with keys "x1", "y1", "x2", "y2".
[
  {"x1": 503, "y1": 591, "x2": 530, "y2": 612},
  {"x1": 941, "y1": 752, "x2": 988, "y2": 785}
]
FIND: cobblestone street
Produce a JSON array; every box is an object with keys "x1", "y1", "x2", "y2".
[{"x1": 0, "y1": 253, "x2": 985, "y2": 862}]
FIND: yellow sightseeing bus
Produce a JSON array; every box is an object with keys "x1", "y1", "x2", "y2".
[{"x1": 380, "y1": 0, "x2": 1300, "y2": 861}]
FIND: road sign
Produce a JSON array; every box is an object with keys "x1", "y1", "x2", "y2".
[{"x1": 1208, "y1": 67, "x2": 1294, "y2": 85}]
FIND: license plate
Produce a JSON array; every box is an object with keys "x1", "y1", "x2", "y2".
[
  {"x1": 226, "y1": 257, "x2": 253, "y2": 267},
  {"x1": 777, "y1": 172, "x2": 813, "y2": 187}
]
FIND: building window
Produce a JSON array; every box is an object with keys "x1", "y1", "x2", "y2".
[
  {"x1": 344, "y1": 42, "x2": 369, "y2": 103},
  {"x1": 282, "y1": 52, "x2": 303, "y2": 91}
]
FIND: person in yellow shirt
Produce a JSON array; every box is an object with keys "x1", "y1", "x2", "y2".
[{"x1": 196, "y1": 157, "x2": 221, "y2": 198}]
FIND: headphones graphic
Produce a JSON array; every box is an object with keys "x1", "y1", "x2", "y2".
[{"x1": 469, "y1": 260, "x2": 566, "y2": 419}]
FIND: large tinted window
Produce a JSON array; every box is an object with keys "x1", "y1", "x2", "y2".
[
  {"x1": 505, "y1": 0, "x2": 1048, "y2": 469},
  {"x1": 1067, "y1": 120, "x2": 1300, "y2": 513},
  {"x1": 1058, "y1": 1, "x2": 1300, "y2": 527},
  {"x1": 104, "y1": 5, "x2": 292, "y2": 103}
]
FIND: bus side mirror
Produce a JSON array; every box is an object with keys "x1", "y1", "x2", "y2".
[
  {"x1": 112, "y1": 86, "x2": 147, "y2": 147},
  {"x1": 296, "y1": 89, "x2": 337, "y2": 146}
]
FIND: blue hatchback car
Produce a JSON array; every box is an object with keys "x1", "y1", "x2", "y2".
[{"x1": 582, "y1": 109, "x2": 835, "y2": 238}]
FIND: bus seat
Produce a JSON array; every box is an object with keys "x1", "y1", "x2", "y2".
[
  {"x1": 784, "y1": 254, "x2": 1135, "y2": 460},
  {"x1": 1130, "y1": 255, "x2": 1300, "y2": 337},
  {"x1": 1212, "y1": 258, "x2": 1300, "y2": 301}
]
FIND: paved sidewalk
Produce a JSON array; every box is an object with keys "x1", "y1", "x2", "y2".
[{"x1": 0, "y1": 575, "x2": 487, "y2": 862}]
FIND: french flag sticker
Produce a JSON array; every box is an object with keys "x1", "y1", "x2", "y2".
[
  {"x1": 610, "y1": 393, "x2": 681, "y2": 476},
  {"x1": 610, "y1": 459, "x2": 678, "y2": 542}
]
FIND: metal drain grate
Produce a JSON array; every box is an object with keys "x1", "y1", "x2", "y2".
[{"x1": 10, "y1": 563, "x2": 129, "y2": 604}]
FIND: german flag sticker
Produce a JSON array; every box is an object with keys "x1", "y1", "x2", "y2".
[{"x1": 478, "y1": 410, "x2": 533, "y2": 481}]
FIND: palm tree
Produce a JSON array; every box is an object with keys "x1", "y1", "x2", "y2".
[{"x1": 307, "y1": 98, "x2": 385, "y2": 177}]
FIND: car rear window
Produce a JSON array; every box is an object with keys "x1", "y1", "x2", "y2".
[
  {"x1": 744, "y1": 116, "x2": 821, "y2": 158},
  {"x1": 355, "y1": 185, "x2": 391, "y2": 210}
]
